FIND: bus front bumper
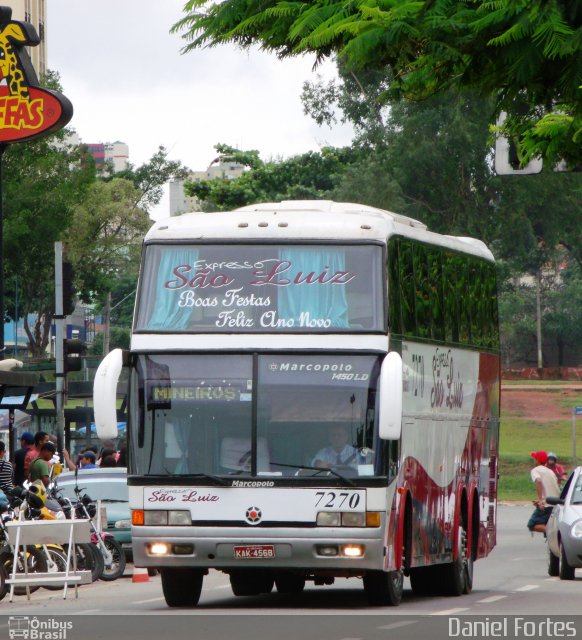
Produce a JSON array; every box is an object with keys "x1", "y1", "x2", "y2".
[{"x1": 132, "y1": 525, "x2": 386, "y2": 571}]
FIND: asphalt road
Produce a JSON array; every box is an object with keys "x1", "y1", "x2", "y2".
[{"x1": 0, "y1": 505, "x2": 579, "y2": 640}]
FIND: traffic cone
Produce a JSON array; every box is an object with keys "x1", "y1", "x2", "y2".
[{"x1": 132, "y1": 565, "x2": 150, "y2": 583}]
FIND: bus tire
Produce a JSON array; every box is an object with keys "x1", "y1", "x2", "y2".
[
  {"x1": 230, "y1": 570, "x2": 274, "y2": 596},
  {"x1": 161, "y1": 568, "x2": 204, "y2": 607},
  {"x1": 443, "y1": 525, "x2": 468, "y2": 596},
  {"x1": 363, "y1": 570, "x2": 403, "y2": 606},
  {"x1": 274, "y1": 573, "x2": 305, "y2": 594}
]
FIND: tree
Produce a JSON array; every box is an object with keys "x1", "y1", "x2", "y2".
[
  {"x1": 113, "y1": 145, "x2": 189, "y2": 214},
  {"x1": 184, "y1": 144, "x2": 358, "y2": 210},
  {"x1": 173, "y1": 0, "x2": 582, "y2": 167},
  {"x1": 66, "y1": 178, "x2": 150, "y2": 300},
  {"x1": 3, "y1": 132, "x2": 94, "y2": 357}
]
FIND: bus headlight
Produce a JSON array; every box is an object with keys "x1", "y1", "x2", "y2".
[
  {"x1": 148, "y1": 542, "x2": 170, "y2": 556},
  {"x1": 341, "y1": 544, "x2": 364, "y2": 557},
  {"x1": 317, "y1": 512, "x2": 376, "y2": 527},
  {"x1": 168, "y1": 511, "x2": 191, "y2": 526},
  {"x1": 143, "y1": 510, "x2": 191, "y2": 526},
  {"x1": 317, "y1": 512, "x2": 341, "y2": 527},
  {"x1": 341, "y1": 512, "x2": 366, "y2": 527}
]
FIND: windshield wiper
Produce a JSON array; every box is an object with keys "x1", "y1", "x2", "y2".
[
  {"x1": 151, "y1": 472, "x2": 229, "y2": 486},
  {"x1": 173, "y1": 473, "x2": 228, "y2": 486},
  {"x1": 270, "y1": 461, "x2": 356, "y2": 487}
]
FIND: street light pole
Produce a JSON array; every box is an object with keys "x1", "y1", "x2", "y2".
[
  {"x1": 54, "y1": 241, "x2": 66, "y2": 460},
  {"x1": 0, "y1": 143, "x2": 7, "y2": 360}
]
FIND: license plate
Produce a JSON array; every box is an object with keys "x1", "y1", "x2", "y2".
[{"x1": 234, "y1": 545, "x2": 275, "y2": 559}]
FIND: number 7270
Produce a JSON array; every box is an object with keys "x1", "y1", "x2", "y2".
[{"x1": 314, "y1": 491, "x2": 361, "y2": 509}]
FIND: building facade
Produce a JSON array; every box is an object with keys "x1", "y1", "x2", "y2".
[
  {"x1": 169, "y1": 160, "x2": 246, "y2": 216},
  {"x1": 4, "y1": 0, "x2": 46, "y2": 77}
]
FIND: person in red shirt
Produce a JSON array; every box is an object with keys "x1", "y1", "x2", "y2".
[
  {"x1": 23, "y1": 431, "x2": 49, "y2": 481},
  {"x1": 546, "y1": 452, "x2": 568, "y2": 484}
]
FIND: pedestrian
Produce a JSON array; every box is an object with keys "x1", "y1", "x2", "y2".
[
  {"x1": 0, "y1": 441, "x2": 14, "y2": 493},
  {"x1": 527, "y1": 450, "x2": 560, "y2": 534},
  {"x1": 28, "y1": 442, "x2": 57, "y2": 487},
  {"x1": 47, "y1": 434, "x2": 76, "y2": 471},
  {"x1": 546, "y1": 452, "x2": 568, "y2": 484},
  {"x1": 13, "y1": 431, "x2": 34, "y2": 486},
  {"x1": 98, "y1": 448, "x2": 118, "y2": 468},
  {"x1": 79, "y1": 450, "x2": 97, "y2": 469},
  {"x1": 23, "y1": 431, "x2": 49, "y2": 481}
]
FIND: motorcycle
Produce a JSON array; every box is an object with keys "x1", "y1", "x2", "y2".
[
  {"x1": 51, "y1": 469, "x2": 125, "y2": 581},
  {"x1": 0, "y1": 490, "x2": 47, "y2": 599}
]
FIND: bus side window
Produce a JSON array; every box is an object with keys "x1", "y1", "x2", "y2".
[
  {"x1": 387, "y1": 239, "x2": 402, "y2": 335},
  {"x1": 399, "y1": 240, "x2": 416, "y2": 336}
]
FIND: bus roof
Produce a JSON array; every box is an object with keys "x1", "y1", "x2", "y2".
[{"x1": 147, "y1": 200, "x2": 494, "y2": 261}]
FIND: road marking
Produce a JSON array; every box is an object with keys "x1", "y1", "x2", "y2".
[
  {"x1": 209, "y1": 584, "x2": 231, "y2": 590},
  {"x1": 514, "y1": 585, "x2": 539, "y2": 591},
  {"x1": 477, "y1": 595, "x2": 507, "y2": 603},
  {"x1": 434, "y1": 608, "x2": 469, "y2": 616},
  {"x1": 131, "y1": 596, "x2": 165, "y2": 604},
  {"x1": 377, "y1": 621, "x2": 418, "y2": 630},
  {"x1": 75, "y1": 609, "x2": 102, "y2": 614}
]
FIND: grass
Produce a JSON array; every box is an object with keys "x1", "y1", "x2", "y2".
[{"x1": 499, "y1": 385, "x2": 582, "y2": 501}]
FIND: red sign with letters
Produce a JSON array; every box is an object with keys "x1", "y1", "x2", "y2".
[{"x1": 0, "y1": 7, "x2": 72, "y2": 144}]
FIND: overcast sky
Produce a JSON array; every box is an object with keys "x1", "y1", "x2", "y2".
[{"x1": 46, "y1": 1, "x2": 353, "y2": 218}]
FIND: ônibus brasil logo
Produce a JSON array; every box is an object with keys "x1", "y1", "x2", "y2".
[{"x1": 8, "y1": 616, "x2": 73, "y2": 640}]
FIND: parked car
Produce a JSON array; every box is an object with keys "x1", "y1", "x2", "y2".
[
  {"x1": 546, "y1": 465, "x2": 582, "y2": 579},
  {"x1": 52, "y1": 467, "x2": 131, "y2": 559}
]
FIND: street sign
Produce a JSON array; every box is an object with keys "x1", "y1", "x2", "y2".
[{"x1": 575, "y1": 407, "x2": 582, "y2": 415}]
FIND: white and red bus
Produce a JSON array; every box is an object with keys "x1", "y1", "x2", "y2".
[{"x1": 94, "y1": 200, "x2": 500, "y2": 607}]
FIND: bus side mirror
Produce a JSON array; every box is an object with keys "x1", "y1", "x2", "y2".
[
  {"x1": 93, "y1": 348, "x2": 124, "y2": 440},
  {"x1": 378, "y1": 351, "x2": 403, "y2": 440}
]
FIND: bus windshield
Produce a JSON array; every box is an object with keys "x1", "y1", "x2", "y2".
[
  {"x1": 131, "y1": 353, "x2": 392, "y2": 480},
  {"x1": 134, "y1": 243, "x2": 384, "y2": 333}
]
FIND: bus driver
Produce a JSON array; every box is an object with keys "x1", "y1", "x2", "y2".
[{"x1": 313, "y1": 424, "x2": 358, "y2": 469}]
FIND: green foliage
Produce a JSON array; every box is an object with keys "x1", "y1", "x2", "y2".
[
  {"x1": 65, "y1": 178, "x2": 150, "y2": 304},
  {"x1": 173, "y1": 0, "x2": 582, "y2": 166},
  {"x1": 89, "y1": 327, "x2": 130, "y2": 355},
  {"x1": 113, "y1": 145, "x2": 189, "y2": 214},
  {"x1": 2, "y1": 130, "x2": 94, "y2": 356},
  {"x1": 184, "y1": 145, "x2": 358, "y2": 210}
]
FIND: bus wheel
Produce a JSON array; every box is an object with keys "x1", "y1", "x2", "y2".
[
  {"x1": 274, "y1": 573, "x2": 306, "y2": 594},
  {"x1": 230, "y1": 570, "x2": 274, "y2": 596},
  {"x1": 363, "y1": 570, "x2": 403, "y2": 606},
  {"x1": 161, "y1": 568, "x2": 203, "y2": 607},
  {"x1": 443, "y1": 525, "x2": 468, "y2": 596}
]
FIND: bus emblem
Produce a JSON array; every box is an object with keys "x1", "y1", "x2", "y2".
[{"x1": 245, "y1": 507, "x2": 262, "y2": 525}]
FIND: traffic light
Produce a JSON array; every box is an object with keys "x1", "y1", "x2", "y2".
[
  {"x1": 64, "y1": 338, "x2": 86, "y2": 373},
  {"x1": 62, "y1": 261, "x2": 76, "y2": 315}
]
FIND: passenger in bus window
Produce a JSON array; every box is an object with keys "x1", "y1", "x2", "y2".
[{"x1": 312, "y1": 424, "x2": 357, "y2": 469}]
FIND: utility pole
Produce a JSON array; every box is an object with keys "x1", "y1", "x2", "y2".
[
  {"x1": 103, "y1": 291, "x2": 111, "y2": 355},
  {"x1": 536, "y1": 268, "x2": 543, "y2": 373},
  {"x1": 54, "y1": 242, "x2": 66, "y2": 461}
]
